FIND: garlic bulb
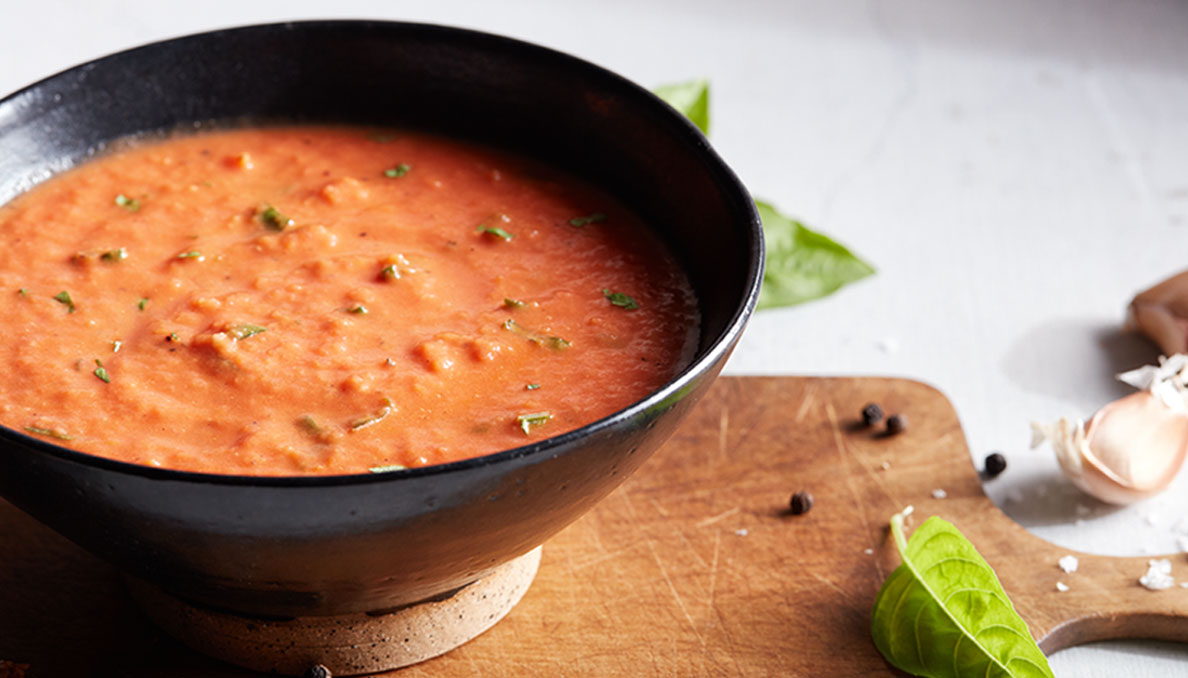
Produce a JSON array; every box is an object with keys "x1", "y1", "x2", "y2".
[
  {"x1": 1032, "y1": 355, "x2": 1188, "y2": 505},
  {"x1": 1127, "y1": 269, "x2": 1188, "y2": 357}
]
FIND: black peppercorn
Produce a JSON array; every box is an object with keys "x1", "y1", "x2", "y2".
[
  {"x1": 861, "y1": 402, "x2": 884, "y2": 427},
  {"x1": 885, "y1": 414, "x2": 907, "y2": 435},
  {"x1": 788, "y1": 490, "x2": 813, "y2": 515},
  {"x1": 305, "y1": 665, "x2": 332, "y2": 678},
  {"x1": 983, "y1": 452, "x2": 1007, "y2": 479}
]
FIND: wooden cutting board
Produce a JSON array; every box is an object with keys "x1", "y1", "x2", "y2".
[{"x1": 3, "y1": 377, "x2": 1187, "y2": 676}]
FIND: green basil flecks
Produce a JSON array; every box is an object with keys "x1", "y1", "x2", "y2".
[
  {"x1": 347, "y1": 304, "x2": 369, "y2": 315},
  {"x1": 602, "y1": 289, "x2": 639, "y2": 310},
  {"x1": 871, "y1": 510, "x2": 1054, "y2": 678},
  {"x1": 525, "y1": 383, "x2": 541, "y2": 390},
  {"x1": 568, "y1": 213, "x2": 606, "y2": 227},
  {"x1": 53, "y1": 291, "x2": 75, "y2": 313},
  {"x1": 369, "y1": 464, "x2": 407, "y2": 473},
  {"x1": 502, "y1": 319, "x2": 570, "y2": 350},
  {"x1": 137, "y1": 297, "x2": 148, "y2": 311},
  {"x1": 756, "y1": 201, "x2": 874, "y2": 309},
  {"x1": 115, "y1": 194, "x2": 141, "y2": 212},
  {"x1": 229, "y1": 324, "x2": 267, "y2": 340},
  {"x1": 296, "y1": 414, "x2": 332, "y2": 442},
  {"x1": 517, "y1": 411, "x2": 551, "y2": 435},
  {"x1": 24, "y1": 426, "x2": 73, "y2": 441},
  {"x1": 504, "y1": 297, "x2": 526, "y2": 309},
  {"x1": 259, "y1": 205, "x2": 293, "y2": 231},
  {"x1": 383, "y1": 163, "x2": 411, "y2": 178},
  {"x1": 100, "y1": 247, "x2": 127, "y2": 262},
  {"x1": 93, "y1": 359, "x2": 110, "y2": 384},
  {"x1": 17, "y1": 288, "x2": 28, "y2": 297},
  {"x1": 351, "y1": 400, "x2": 393, "y2": 431},
  {"x1": 652, "y1": 79, "x2": 710, "y2": 135},
  {"x1": 175, "y1": 251, "x2": 203, "y2": 260},
  {"x1": 477, "y1": 225, "x2": 513, "y2": 241}
]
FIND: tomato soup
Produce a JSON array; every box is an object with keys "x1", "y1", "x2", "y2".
[{"x1": 0, "y1": 127, "x2": 698, "y2": 475}]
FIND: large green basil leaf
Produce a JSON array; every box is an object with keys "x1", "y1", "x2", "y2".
[
  {"x1": 755, "y1": 200, "x2": 874, "y2": 309},
  {"x1": 653, "y1": 80, "x2": 874, "y2": 309},
  {"x1": 652, "y1": 79, "x2": 710, "y2": 135},
  {"x1": 871, "y1": 513, "x2": 1054, "y2": 678}
]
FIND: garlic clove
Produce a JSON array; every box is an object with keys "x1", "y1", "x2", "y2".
[
  {"x1": 1127, "y1": 269, "x2": 1188, "y2": 356},
  {"x1": 1033, "y1": 391, "x2": 1188, "y2": 505}
]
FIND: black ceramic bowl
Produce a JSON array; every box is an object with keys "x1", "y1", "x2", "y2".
[{"x1": 0, "y1": 21, "x2": 762, "y2": 618}]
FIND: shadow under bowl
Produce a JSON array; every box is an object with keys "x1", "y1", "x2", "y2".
[{"x1": 0, "y1": 20, "x2": 763, "y2": 618}]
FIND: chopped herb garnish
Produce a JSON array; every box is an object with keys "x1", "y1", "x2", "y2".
[
  {"x1": 504, "y1": 297, "x2": 526, "y2": 308},
  {"x1": 380, "y1": 264, "x2": 400, "y2": 281},
  {"x1": 176, "y1": 251, "x2": 203, "y2": 260},
  {"x1": 526, "y1": 383, "x2": 541, "y2": 390},
  {"x1": 347, "y1": 304, "x2": 369, "y2": 315},
  {"x1": 229, "y1": 324, "x2": 267, "y2": 340},
  {"x1": 350, "y1": 402, "x2": 392, "y2": 431},
  {"x1": 517, "y1": 411, "x2": 552, "y2": 435},
  {"x1": 115, "y1": 194, "x2": 140, "y2": 212},
  {"x1": 24, "y1": 426, "x2": 73, "y2": 441},
  {"x1": 383, "y1": 163, "x2": 411, "y2": 178},
  {"x1": 166, "y1": 332, "x2": 180, "y2": 343},
  {"x1": 296, "y1": 414, "x2": 332, "y2": 441},
  {"x1": 53, "y1": 291, "x2": 75, "y2": 313},
  {"x1": 477, "y1": 225, "x2": 513, "y2": 241},
  {"x1": 93, "y1": 359, "x2": 110, "y2": 384},
  {"x1": 100, "y1": 247, "x2": 127, "y2": 262},
  {"x1": 259, "y1": 205, "x2": 293, "y2": 231},
  {"x1": 17, "y1": 288, "x2": 28, "y2": 297},
  {"x1": 369, "y1": 464, "x2": 407, "y2": 473},
  {"x1": 602, "y1": 289, "x2": 640, "y2": 310},
  {"x1": 502, "y1": 318, "x2": 571, "y2": 350},
  {"x1": 568, "y1": 213, "x2": 607, "y2": 227},
  {"x1": 137, "y1": 298, "x2": 148, "y2": 311},
  {"x1": 112, "y1": 340, "x2": 122, "y2": 353}
]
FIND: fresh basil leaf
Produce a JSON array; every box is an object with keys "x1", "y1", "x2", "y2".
[
  {"x1": 871, "y1": 512, "x2": 1053, "y2": 678},
  {"x1": 652, "y1": 79, "x2": 710, "y2": 135},
  {"x1": 756, "y1": 200, "x2": 874, "y2": 309}
]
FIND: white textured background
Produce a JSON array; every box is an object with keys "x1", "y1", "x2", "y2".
[{"x1": 3, "y1": 1, "x2": 1188, "y2": 674}]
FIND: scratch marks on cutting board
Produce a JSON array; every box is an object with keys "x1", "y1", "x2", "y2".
[
  {"x1": 825, "y1": 402, "x2": 877, "y2": 547},
  {"x1": 695, "y1": 507, "x2": 741, "y2": 529},
  {"x1": 718, "y1": 405, "x2": 729, "y2": 458},
  {"x1": 794, "y1": 383, "x2": 817, "y2": 422},
  {"x1": 621, "y1": 491, "x2": 707, "y2": 648}
]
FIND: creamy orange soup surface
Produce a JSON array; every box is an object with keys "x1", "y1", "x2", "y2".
[{"x1": 0, "y1": 126, "x2": 698, "y2": 475}]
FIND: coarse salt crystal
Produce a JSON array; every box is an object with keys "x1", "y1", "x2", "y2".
[
  {"x1": 1140, "y1": 559, "x2": 1175, "y2": 590},
  {"x1": 1058, "y1": 555, "x2": 1079, "y2": 573},
  {"x1": 1056, "y1": 581, "x2": 1070, "y2": 592},
  {"x1": 931, "y1": 488, "x2": 947, "y2": 499},
  {"x1": 734, "y1": 528, "x2": 748, "y2": 537},
  {"x1": 902, "y1": 505, "x2": 914, "y2": 517},
  {"x1": 864, "y1": 548, "x2": 874, "y2": 555},
  {"x1": 881, "y1": 460, "x2": 891, "y2": 471}
]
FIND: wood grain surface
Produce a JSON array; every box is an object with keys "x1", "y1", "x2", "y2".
[{"x1": 3, "y1": 377, "x2": 1187, "y2": 676}]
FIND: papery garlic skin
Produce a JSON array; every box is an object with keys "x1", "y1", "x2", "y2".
[{"x1": 1033, "y1": 390, "x2": 1188, "y2": 505}]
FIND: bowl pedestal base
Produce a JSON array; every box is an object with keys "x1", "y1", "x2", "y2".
[{"x1": 125, "y1": 546, "x2": 542, "y2": 676}]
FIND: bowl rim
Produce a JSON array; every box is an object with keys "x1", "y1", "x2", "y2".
[{"x1": 0, "y1": 18, "x2": 764, "y2": 488}]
